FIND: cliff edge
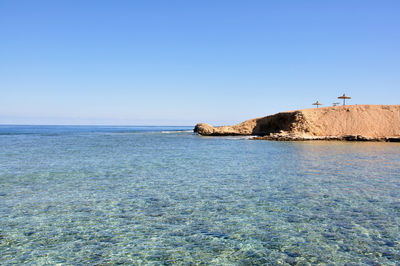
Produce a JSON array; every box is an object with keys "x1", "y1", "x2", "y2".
[{"x1": 194, "y1": 105, "x2": 400, "y2": 141}]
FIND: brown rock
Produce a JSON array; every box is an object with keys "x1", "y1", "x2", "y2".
[
  {"x1": 194, "y1": 123, "x2": 215, "y2": 135},
  {"x1": 194, "y1": 105, "x2": 400, "y2": 141}
]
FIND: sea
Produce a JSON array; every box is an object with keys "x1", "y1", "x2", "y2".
[{"x1": 0, "y1": 125, "x2": 399, "y2": 264}]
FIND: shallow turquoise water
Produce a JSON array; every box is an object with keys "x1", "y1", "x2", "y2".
[{"x1": 0, "y1": 125, "x2": 399, "y2": 264}]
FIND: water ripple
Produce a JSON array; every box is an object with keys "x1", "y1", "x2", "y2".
[{"x1": 0, "y1": 128, "x2": 399, "y2": 264}]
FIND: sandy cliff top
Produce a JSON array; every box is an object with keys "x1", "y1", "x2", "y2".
[
  {"x1": 194, "y1": 105, "x2": 400, "y2": 140},
  {"x1": 296, "y1": 105, "x2": 400, "y2": 137}
]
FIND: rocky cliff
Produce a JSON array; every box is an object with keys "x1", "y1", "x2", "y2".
[{"x1": 194, "y1": 105, "x2": 400, "y2": 141}]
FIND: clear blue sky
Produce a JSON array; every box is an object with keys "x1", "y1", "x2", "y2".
[{"x1": 1, "y1": 0, "x2": 399, "y2": 125}]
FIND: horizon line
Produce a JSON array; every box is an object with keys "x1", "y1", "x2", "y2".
[{"x1": 0, "y1": 124, "x2": 195, "y2": 127}]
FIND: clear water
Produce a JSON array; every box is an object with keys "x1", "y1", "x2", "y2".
[{"x1": 0, "y1": 125, "x2": 399, "y2": 264}]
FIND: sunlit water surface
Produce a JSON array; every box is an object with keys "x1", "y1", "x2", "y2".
[{"x1": 0, "y1": 125, "x2": 399, "y2": 264}]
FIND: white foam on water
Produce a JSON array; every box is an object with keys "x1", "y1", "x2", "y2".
[
  {"x1": 161, "y1": 130, "x2": 193, "y2": 133},
  {"x1": 217, "y1": 135, "x2": 256, "y2": 140}
]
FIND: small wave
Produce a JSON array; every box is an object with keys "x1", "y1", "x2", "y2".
[
  {"x1": 218, "y1": 135, "x2": 256, "y2": 140},
  {"x1": 0, "y1": 132, "x2": 36, "y2": 136},
  {"x1": 161, "y1": 130, "x2": 193, "y2": 134}
]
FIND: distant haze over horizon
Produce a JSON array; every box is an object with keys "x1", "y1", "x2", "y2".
[{"x1": 1, "y1": 0, "x2": 399, "y2": 125}]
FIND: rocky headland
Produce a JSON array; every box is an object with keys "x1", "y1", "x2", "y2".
[{"x1": 194, "y1": 105, "x2": 400, "y2": 141}]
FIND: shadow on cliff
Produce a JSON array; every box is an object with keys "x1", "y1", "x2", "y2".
[{"x1": 252, "y1": 112, "x2": 298, "y2": 136}]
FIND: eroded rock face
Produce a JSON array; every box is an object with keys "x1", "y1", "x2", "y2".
[
  {"x1": 193, "y1": 123, "x2": 247, "y2": 135},
  {"x1": 194, "y1": 123, "x2": 215, "y2": 135},
  {"x1": 194, "y1": 105, "x2": 400, "y2": 141}
]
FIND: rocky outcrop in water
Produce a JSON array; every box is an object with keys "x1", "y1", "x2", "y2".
[{"x1": 194, "y1": 105, "x2": 400, "y2": 141}]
